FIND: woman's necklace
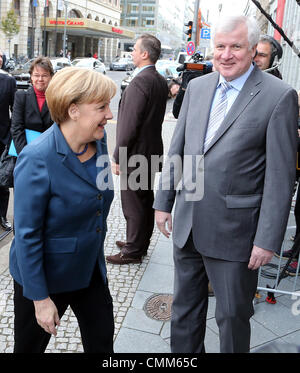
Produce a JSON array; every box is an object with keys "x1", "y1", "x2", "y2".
[{"x1": 73, "y1": 143, "x2": 88, "y2": 156}]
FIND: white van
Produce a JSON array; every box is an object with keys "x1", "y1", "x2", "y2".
[{"x1": 175, "y1": 52, "x2": 190, "y2": 64}]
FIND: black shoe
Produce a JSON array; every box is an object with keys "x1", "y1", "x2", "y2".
[
  {"x1": 285, "y1": 261, "x2": 300, "y2": 276},
  {"x1": 0, "y1": 217, "x2": 12, "y2": 231},
  {"x1": 274, "y1": 248, "x2": 295, "y2": 259}
]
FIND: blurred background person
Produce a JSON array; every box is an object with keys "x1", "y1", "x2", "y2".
[
  {"x1": 11, "y1": 56, "x2": 54, "y2": 155},
  {"x1": 0, "y1": 49, "x2": 16, "y2": 231},
  {"x1": 9, "y1": 67, "x2": 117, "y2": 353},
  {"x1": 254, "y1": 35, "x2": 283, "y2": 79},
  {"x1": 284, "y1": 90, "x2": 300, "y2": 276},
  {"x1": 168, "y1": 79, "x2": 181, "y2": 99}
]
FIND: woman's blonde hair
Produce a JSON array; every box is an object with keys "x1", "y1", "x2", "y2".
[{"x1": 45, "y1": 67, "x2": 117, "y2": 124}]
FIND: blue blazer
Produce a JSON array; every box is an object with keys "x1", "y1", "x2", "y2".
[{"x1": 9, "y1": 123, "x2": 114, "y2": 300}]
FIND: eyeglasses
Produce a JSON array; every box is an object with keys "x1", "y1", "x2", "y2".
[{"x1": 32, "y1": 74, "x2": 51, "y2": 79}]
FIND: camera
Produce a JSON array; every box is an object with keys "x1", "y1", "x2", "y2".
[{"x1": 173, "y1": 53, "x2": 213, "y2": 119}]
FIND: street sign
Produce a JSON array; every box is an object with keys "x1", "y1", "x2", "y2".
[
  {"x1": 200, "y1": 28, "x2": 211, "y2": 40},
  {"x1": 187, "y1": 41, "x2": 195, "y2": 56}
]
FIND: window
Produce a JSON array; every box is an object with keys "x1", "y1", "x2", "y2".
[
  {"x1": 127, "y1": 19, "x2": 138, "y2": 27},
  {"x1": 127, "y1": 4, "x2": 139, "y2": 13},
  {"x1": 142, "y1": 5, "x2": 155, "y2": 13},
  {"x1": 14, "y1": 0, "x2": 20, "y2": 16},
  {"x1": 69, "y1": 9, "x2": 81, "y2": 18},
  {"x1": 142, "y1": 18, "x2": 154, "y2": 27}
]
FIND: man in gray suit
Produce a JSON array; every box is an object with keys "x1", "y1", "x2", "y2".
[{"x1": 153, "y1": 16, "x2": 298, "y2": 353}]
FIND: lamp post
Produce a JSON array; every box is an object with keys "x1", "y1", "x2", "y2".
[
  {"x1": 193, "y1": 0, "x2": 200, "y2": 46},
  {"x1": 63, "y1": 1, "x2": 68, "y2": 57},
  {"x1": 218, "y1": 3, "x2": 223, "y2": 18},
  {"x1": 43, "y1": 0, "x2": 47, "y2": 55},
  {"x1": 48, "y1": 38, "x2": 52, "y2": 56}
]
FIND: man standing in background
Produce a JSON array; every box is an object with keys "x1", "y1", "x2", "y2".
[
  {"x1": 107, "y1": 34, "x2": 168, "y2": 265},
  {"x1": 254, "y1": 34, "x2": 283, "y2": 79}
]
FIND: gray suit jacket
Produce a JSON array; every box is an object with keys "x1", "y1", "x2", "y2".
[{"x1": 153, "y1": 65, "x2": 298, "y2": 262}]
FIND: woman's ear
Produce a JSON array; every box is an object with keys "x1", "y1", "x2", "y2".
[{"x1": 68, "y1": 103, "x2": 79, "y2": 121}]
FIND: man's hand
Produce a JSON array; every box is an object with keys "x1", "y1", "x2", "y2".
[
  {"x1": 111, "y1": 161, "x2": 120, "y2": 175},
  {"x1": 34, "y1": 297, "x2": 60, "y2": 336},
  {"x1": 155, "y1": 210, "x2": 172, "y2": 238},
  {"x1": 248, "y1": 245, "x2": 274, "y2": 270}
]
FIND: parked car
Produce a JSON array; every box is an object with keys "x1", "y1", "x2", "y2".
[
  {"x1": 71, "y1": 57, "x2": 106, "y2": 74},
  {"x1": 155, "y1": 60, "x2": 180, "y2": 79},
  {"x1": 120, "y1": 70, "x2": 135, "y2": 95},
  {"x1": 109, "y1": 57, "x2": 134, "y2": 71},
  {"x1": 120, "y1": 61, "x2": 177, "y2": 96},
  {"x1": 50, "y1": 57, "x2": 71, "y2": 72},
  {"x1": 10, "y1": 59, "x2": 33, "y2": 89}
]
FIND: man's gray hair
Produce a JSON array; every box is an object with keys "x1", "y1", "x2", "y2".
[
  {"x1": 258, "y1": 35, "x2": 277, "y2": 55},
  {"x1": 212, "y1": 15, "x2": 260, "y2": 49}
]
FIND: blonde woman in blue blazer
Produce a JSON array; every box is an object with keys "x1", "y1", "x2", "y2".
[{"x1": 9, "y1": 67, "x2": 117, "y2": 353}]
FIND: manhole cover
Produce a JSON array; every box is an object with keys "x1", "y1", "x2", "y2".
[{"x1": 144, "y1": 293, "x2": 173, "y2": 321}]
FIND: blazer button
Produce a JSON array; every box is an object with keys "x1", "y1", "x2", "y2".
[
  {"x1": 97, "y1": 194, "x2": 102, "y2": 200},
  {"x1": 96, "y1": 227, "x2": 101, "y2": 233},
  {"x1": 96, "y1": 210, "x2": 101, "y2": 216}
]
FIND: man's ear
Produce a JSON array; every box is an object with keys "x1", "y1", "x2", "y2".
[
  {"x1": 142, "y1": 50, "x2": 149, "y2": 61},
  {"x1": 68, "y1": 103, "x2": 79, "y2": 121}
]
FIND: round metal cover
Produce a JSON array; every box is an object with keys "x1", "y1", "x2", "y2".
[{"x1": 144, "y1": 293, "x2": 173, "y2": 321}]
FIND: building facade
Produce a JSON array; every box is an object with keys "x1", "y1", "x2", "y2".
[
  {"x1": 119, "y1": 0, "x2": 185, "y2": 55},
  {"x1": 0, "y1": 0, "x2": 134, "y2": 62}
]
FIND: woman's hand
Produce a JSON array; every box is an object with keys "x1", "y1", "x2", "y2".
[
  {"x1": 111, "y1": 161, "x2": 120, "y2": 175},
  {"x1": 33, "y1": 297, "x2": 60, "y2": 336}
]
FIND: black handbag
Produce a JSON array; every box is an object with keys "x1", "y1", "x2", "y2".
[{"x1": 0, "y1": 145, "x2": 16, "y2": 188}]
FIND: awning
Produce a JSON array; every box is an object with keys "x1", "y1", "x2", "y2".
[{"x1": 40, "y1": 17, "x2": 135, "y2": 39}]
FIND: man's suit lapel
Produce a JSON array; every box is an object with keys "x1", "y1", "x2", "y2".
[
  {"x1": 204, "y1": 66, "x2": 262, "y2": 154},
  {"x1": 53, "y1": 123, "x2": 98, "y2": 188},
  {"x1": 186, "y1": 72, "x2": 219, "y2": 156}
]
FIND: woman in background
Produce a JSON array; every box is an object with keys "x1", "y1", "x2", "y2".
[{"x1": 11, "y1": 56, "x2": 54, "y2": 155}]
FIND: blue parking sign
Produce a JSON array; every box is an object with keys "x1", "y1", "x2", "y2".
[{"x1": 201, "y1": 28, "x2": 211, "y2": 40}]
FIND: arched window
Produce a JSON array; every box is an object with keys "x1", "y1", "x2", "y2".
[
  {"x1": 87, "y1": 14, "x2": 92, "y2": 19},
  {"x1": 95, "y1": 16, "x2": 99, "y2": 21},
  {"x1": 68, "y1": 9, "x2": 82, "y2": 18},
  {"x1": 102, "y1": 18, "x2": 106, "y2": 23}
]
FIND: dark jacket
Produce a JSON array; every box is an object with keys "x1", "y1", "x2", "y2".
[
  {"x1": 11, "y1": 86, "x2": 53, "y2": 155},
  {"x1": 0, "y1": 71, "x2": 16, "y2": 144},
  {"x1": 10, "y1": 123, "x2": 114, "y2": 300},
  {"x1": 113, "y1": 66, "x2": 168, "y2": 171}
]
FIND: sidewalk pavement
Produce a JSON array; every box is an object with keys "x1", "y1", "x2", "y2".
[{"x1": 0, "y1": 117, "x2": 300, "y2": 353}]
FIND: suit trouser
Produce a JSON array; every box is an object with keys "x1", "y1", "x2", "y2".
[
  {"x1": 13, "y1": 265, "x2": 114, "y2": 353},
  {"x1": 120, "y1": 186, "x2": 155, "y2": 258},
  {"x1": 0, "y1": 142, "x2": 10, "y2": 218},
  {"x1": 171, "y1": 233, "x2": 258, "y2": 353}
]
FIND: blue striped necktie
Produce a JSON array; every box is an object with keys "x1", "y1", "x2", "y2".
[{"x1": 204, "y1": 81, "x2": 232, "y2": 152}]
